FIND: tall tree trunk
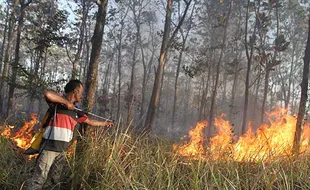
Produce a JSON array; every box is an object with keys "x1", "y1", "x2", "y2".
[
  {"x1": 199, "y1": 64, "x2": 211, "y2": 120},
  {"x1": 260, "y1": 4, "x2": 279, "y2": 124},
  {"x1": 144, "y1": 0, "x2": 192, "y2": 132},
  {"x1": 172, "y1": 1, "x2": 195, "y2": 126},
  {"x1": 139, "y1": 44, "x2": 154, "y2": 120},
  {"x1": 242, "y1": 0, "x2": 257, "y2": 134},
  {"x1": 228, "y1": 58, "x2": 240, "y2": 122},
  {"x1": 285, "y1": 44, "x2": 296, "y2": 109},
  {"x1": 182, "y1": 77, "x2": 191, "y2": 127},
  {"x1": 0, "y1": 6, "x2": 9, "y2": 76},
  {"x1": 172, "y1": 45, "x2": 184, "y2": 126},
  {"x1": 292, "y1": 15, "x2": 310, "y2": 156},
  {"x1": 7, "y1": 0, "x2": 32, "y2": 118},
  {"x1": 116, "y1": 9, "x2": 128, "y2": 121},
  {"x1": 27, "y1": 49, "x2": 44, "y2": 114},
  {"x1": 111, "y1": 62, "x2": 117, "y2": 119},
  {"x1": 199, "y1": 76, "x2": 206, "y2": 120},
  {"x1": 71, "y1": 0, "x2": 88, "y2": 79},
  {"x1": 127, "y1": 2, "x2": 143, "y2": 126},
  {"x1": 127, "y1": 37, "x2": 138, "y2": 126},
  {"x1": 143, "y1": 0, "x2": 172, "y2": 132},
  {"x1": 0, "y1": 3, "x2": 14, "y2": 114},
  {"x1": 82, "y1": 0, "x2": 108, "y2": 131},
  {"x1": 157, "y1": 61, "x2": 167, "y2": 115},
  {"x1": 82, "y1": 19, "x2": 92, "y2": 82},
  {"x1": 252, "y1": 68, "x2": 261, "y2": 124},
  {"x1": 260, "y1": 69, "x2": 270, "y2": 124},
  {"x1": 207, "y1": 1, "x2": 232, "y2": 137},
  {"x1": 221, "y1": 70, "x2": 227, "y2": 107}
]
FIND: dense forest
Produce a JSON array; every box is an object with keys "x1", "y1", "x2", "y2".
[
  {"x1": 2, "y1": 0, "x2": 310, "y2": 189},
  {"x1": 0, "y1": 0, "x2": 308, "y2": 140}
]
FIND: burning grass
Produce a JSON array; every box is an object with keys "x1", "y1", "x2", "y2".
[
  {"x1": 1, "y1": 108, "x2": 310, "y2": 189},
  {"x1": 0, "y1": 136, "x2": 34, "y2": 189},
  {"x1": 174, "y1": 108, "x2": 310, "y2": 162},
  {"x1": 68, "y1": 128, "x2": 310, "y2": 189}
]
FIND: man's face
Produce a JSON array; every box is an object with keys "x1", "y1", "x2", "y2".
[{"x1": 74, "y1": 85, "x2": 84, "y2": 103}]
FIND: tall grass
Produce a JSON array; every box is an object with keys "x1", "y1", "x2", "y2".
[
  {"x1": 0, "y1": 136, "x2": 34, "y2": 190},
  {"x1": 1, "y1": 125, "x2": 310, "y2": 189},
  {"x1": 68, "y1": 126, "x2": 310, "y2": 190}
]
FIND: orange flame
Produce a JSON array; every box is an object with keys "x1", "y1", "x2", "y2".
[
  {"x1": 173, "y1": 121, "x2": 207, "y2": 160},
  {"x1": 67, "y1": 140, "x2": 77, "y2": 157},
  {"x1": 209, "y1": 115, "x2": 234, "y2": 161},
  {"x1": 0, "y1": 126, "x2": 13, "y2": 138},
  {"x1": 0, "y1": 113, "x2": 39, "y2": 160},
  {"x1": 174, "y1": 108, "x2": 310, "y2": 162},
  {"x1": 12, "y1": 113, "x2": 39, "y2": 150},
  {"x1": 1, "y1": 113, "x2": 77, "y2": 160}
]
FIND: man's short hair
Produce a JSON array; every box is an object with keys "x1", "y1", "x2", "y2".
[{"x1": 64, "y1": 79, "x2": 83, "y2": 93}]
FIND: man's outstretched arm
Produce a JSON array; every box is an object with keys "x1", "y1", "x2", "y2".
[{"x1": 83, "y1": 118, "x2": 114, "y2": 127}]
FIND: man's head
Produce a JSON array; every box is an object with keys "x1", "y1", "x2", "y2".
[{"x1": 64, "y1": 79, "x2": 83, "y2": 103}]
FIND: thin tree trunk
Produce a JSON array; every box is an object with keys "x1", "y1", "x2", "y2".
[
  {"x1": 7, "y1": 0, "x2": 32, "y2": 118},
  {"x1": 116, "y1": 9, "x2": 128, "y2": 121},
  {"x1": 71, "y1": 4, "x2": 86, "y2": 79},
  {"x1": 0, "y1": 6, "x2": 9, "y2": 76},
  {"x1": 144, "y1": 0, "x2": 192, "y2": 132},
  {"x1": 82, "y1": 19, "x2": 92, "y2": 82},
  {"x1": 139, "y1": 21, "x2": 155, "y2": 121},
  {"x1": 143, "y1": 0, "x2": 172, "y2": 132},
  {"x1": 199, "y1": 76, "x2": 206, "y2": 120},
  {"x1": 172, "y1": 1, "x2": 195, "y2": 126},
  {"x1": 285, "y1": 45, "x2": 296, "y2": 109},
  {"x1": 82, "y1": 0, "x2": 108, "y2": 131},
  {"x1": 111, "y1": 62, "x2": 117, "y2": 119},
  {"x1": 221, "y1": 70, "x2": 227, "y2": 107},
  {"x1": 252, "y1": 67, "x2": 261, "y2": 124},
  {"x1": 28, "y1": 49, "x2": 44, "y2": 114},
  {"x1": 292, "y1": 15, "x2": 310, "y2": 156},
  {"x1": 157, "y1": 61, "x2": 167, "y2": 115},
  {"x1": 139, "y1": 45, "x2": 154, "y2": 120},
  {"x1": 228, "y1": 58, "x2": 240, "y2": 122},
  {"x1": 207, "y1": 1, "x2": 232, "y2": 137},
  {"x1": 127, "y1": 2, "x2": 143, "y2": 126},
  {"x1": 260, "y1": 69, "x2": 270, "y2": 124},
  {"x1": 182, "y1": 77, "x2": 191, "y2": 127},
  {"x1": 0, "y1": 3, "x2": 14, "y2": 114},
  {"x1": 172, "y1": 46, "x2": 184, "y2": 126},
  {"x1": 127, "y1": 36, "x2": 138, "y2": 126},
  {"x1": 242, "y1": 0, "x2": 258, "y2": 134}
]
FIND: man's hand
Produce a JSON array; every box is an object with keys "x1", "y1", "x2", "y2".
[
  {"x1": 84, "y1": 118, "x2": 114, "y2": 127},
  {"x1": 66, "y1": 101, "x2": 75, "y2": 110},
  {"x1": 44, "y1": 90, "x2": 76, "y2": 110},
  {"x1": 105, "y1": 120, "x2": 114, "y2": 127}
]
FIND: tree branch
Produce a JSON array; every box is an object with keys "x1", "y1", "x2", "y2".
[{"x1": 168, "y1": 0, "x2": 192, "y2": 48}]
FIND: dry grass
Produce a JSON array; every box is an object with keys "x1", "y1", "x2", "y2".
[{"x1": 1, "y1": 126, "x2": 310, "y2": 190}]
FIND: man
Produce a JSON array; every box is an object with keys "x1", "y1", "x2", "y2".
[{"x1": 27, "y1": 79, "x2": 113, "y2": 190}]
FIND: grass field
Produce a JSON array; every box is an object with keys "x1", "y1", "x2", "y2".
[{"x1": 1, "y1": 126, "x2": 310, "y2": 190}]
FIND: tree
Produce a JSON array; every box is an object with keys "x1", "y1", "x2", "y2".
[
  {"x1": 292, "y1": 14, "x2": 310, "y2": 156},
  {"x1": 139, "y1": 10, "x2": 157, "y2": 122},
  {"x1": 144, "y1": 0, "x2": 192, "y2": 133},
  {"x1": 26, "y1": 8, "x2": 68, "y2": 114},
  {"x1": 241, "y1": 0, "x2": 258, "y2": 134},
  {"x1": 7, "y1": 0, "x2": 32, "y2": 118},
  {"x1": 172, "y1": 1, "x2": 196, "y2": 126},
  {"x1": 66, "y1": 0, "x2": 91, "y2": 79},
  {"x1": 207, "y1": 0, "x2": 232, "y2": 137},
  {"x1": 82, "y1": 0, "x2": 108, "y2": 132},
  {"x1": 0, "y1": 1, "x2": 15, "y2": 115}
]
